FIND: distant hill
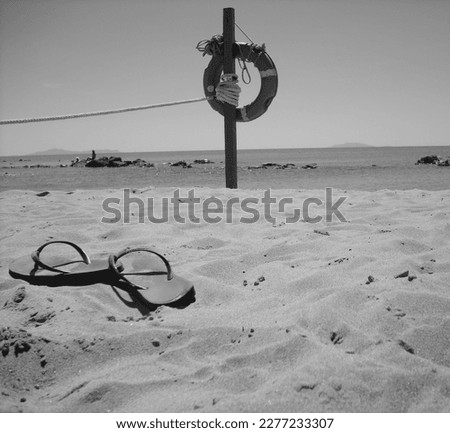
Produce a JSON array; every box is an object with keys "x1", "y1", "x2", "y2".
[
  {"x1": 332, "y1": 143, "x2": 374, "y2": 148},
  {"x1": 30, "y1": 148, "x2": 119, "y2": 156}
]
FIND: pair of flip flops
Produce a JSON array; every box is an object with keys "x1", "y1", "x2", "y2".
[{"x1": 9, "y1": 241, "x2": 193, "y2": 305}]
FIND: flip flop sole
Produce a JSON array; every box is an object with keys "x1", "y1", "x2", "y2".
[
  {"x1": 9, "y1": 255, "x2": 122, "y2": 286},
  {"x1": 132, "y1": 274, "x2": 194, "y2": 305}
]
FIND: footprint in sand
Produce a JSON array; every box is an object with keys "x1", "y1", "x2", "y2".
[
  {"x1": 0, "y1": 327, "x2": 34, "y2": 357},
  {"x1": 27, "y1": 310, "x2": 56, "y2": 326},
  {"x1": 2, "y1": 286, "x2": 27, "y2": 310}
]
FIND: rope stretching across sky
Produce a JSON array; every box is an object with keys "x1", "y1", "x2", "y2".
[
  {"x1": 0, "y1": 97, "x2": 208, "y2": 125},
  {"x1": 0, "y1": 22, "x2": 255, "y2": 126}
]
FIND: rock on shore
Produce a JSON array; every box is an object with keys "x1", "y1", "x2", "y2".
[
  {"x1": 416, "y1": 155, "x2": 449, "y2": 166},
  {"x1": 72, "y1": 156, "x2": 154, "y2": 168}
]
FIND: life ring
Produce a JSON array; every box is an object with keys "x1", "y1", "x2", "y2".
[{"x1": 203, "y1": 42, "x2": 278, "y2": 122}]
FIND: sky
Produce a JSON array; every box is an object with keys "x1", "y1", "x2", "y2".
[{"x1": 0, "y1": 0, "x2": 449, "y2": 156}]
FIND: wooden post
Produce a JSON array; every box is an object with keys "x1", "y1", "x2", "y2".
[{"x1": 223, "y1": 7, "x2": 238, "y2": 189}]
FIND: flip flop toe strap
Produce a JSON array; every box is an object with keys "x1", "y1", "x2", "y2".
[
  {"x1": 31, "y1": 240, "x2": 91, "y2": 274},
  {"x1": 108, "y1": 248, "x2": 173, "y2": 290}
]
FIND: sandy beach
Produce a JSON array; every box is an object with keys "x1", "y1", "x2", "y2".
[{"x1": 1, "y1": 187, "x2": 449, "y2": 413}]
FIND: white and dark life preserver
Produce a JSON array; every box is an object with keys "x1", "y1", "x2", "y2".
[{"x1": 203, "y1": 42, "x2": 278, "y2": 122}]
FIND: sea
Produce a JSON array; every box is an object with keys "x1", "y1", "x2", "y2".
[{"x1": 1, "y1": 146, "x2": 449, "y2": 192}]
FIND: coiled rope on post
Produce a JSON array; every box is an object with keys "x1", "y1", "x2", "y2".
[
  {"x1": 214, "y1": 73, "x2": 241, "y2": 106},
  {"x1": 0, "y1": 97, "x2": 208, "y2": 125}
]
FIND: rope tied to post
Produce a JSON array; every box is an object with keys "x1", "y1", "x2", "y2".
[
  {"x1": 214, "y1": 73, "x2": 241, "y2": 107},
  {"x1": 196, "y1": 33, "x2": 261, "y2": 86},
  {"x1": 196, "y1": 34, "x2": 224, "y2": 57}
]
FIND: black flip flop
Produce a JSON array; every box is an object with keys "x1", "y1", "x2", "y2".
[
  {"x1": 9, "y1": 240, "x2": 121, "y2": 286},
  {"x1": 108, "y1": 248, "x2": 194, "y2": 305}
]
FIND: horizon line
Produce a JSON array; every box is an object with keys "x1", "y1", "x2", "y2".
[{"x1": 2, "y1": 144, "x2": 450, "y2": 158}]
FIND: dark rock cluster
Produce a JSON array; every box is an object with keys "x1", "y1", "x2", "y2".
[
  {"x1": 170, "y1": 160, "x2": 192, "y2": 168},
  {"x1": 169, "y1": 159, "x2": 215, "y2": 168},
  {"x1": 71, "y1": 156, "x2": 154, "y2": 168},
  {"x1": 301, "y1": 163, "x2": 318, "y2": 169},
  {"x1": 248, "y1": 162, "x2": 297, "y2": 170},
  {"x1": 193, "y1": 159, "x2": 214, "y2": 164},
  {"x1": 247, "y1": 162, "x2": 317, "y2": 170},
  {"x1": 416, "y1": 155, "x2": 449, "y2": 166}
]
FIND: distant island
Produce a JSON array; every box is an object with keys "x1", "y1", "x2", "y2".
[
  {"x1": 332, "y1": 143, "x2": 374, "y2": 148},
  {"x1": 29, "y1": 148, "x2": 119, "y2": 156}
]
